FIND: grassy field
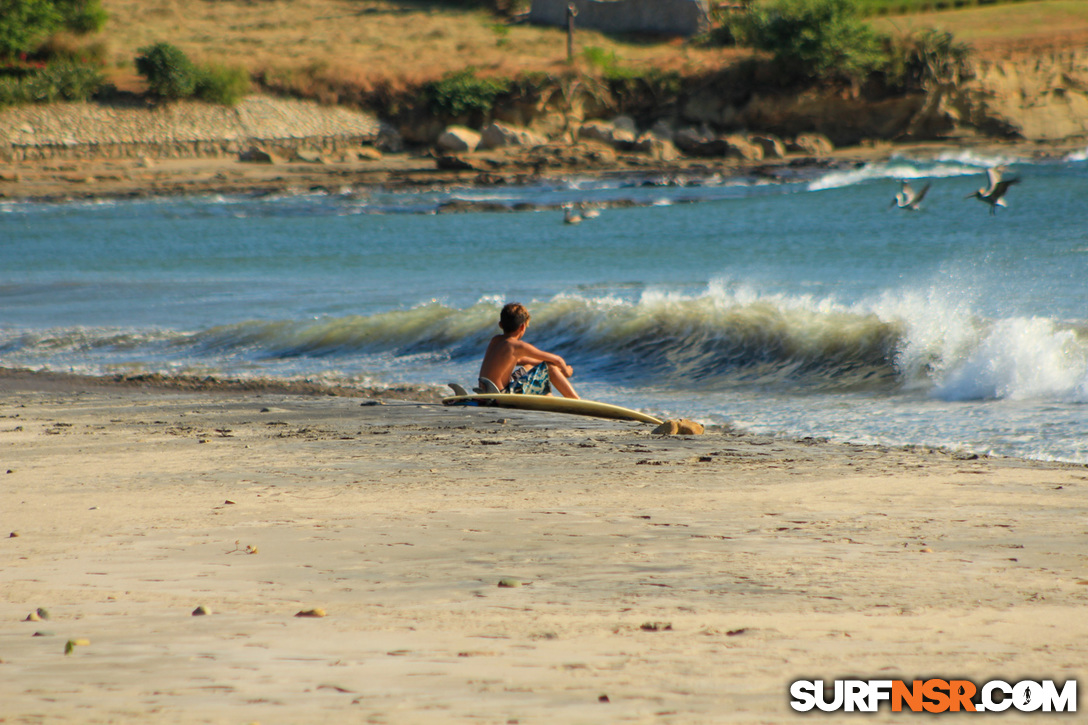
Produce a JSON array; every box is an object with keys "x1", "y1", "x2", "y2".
[
  {"x1": 871, "y1": 0, "x2": 1088, "y2": 50},
  {"x1": 94, "y1": 0, "x2": 1088, "y2": 94},
  {"x1": 855, "y1": 0, "x2": 1033, "y2": 16},
  {"x1": 97, "y1": 0, "x2": 743, "y2": 93}
]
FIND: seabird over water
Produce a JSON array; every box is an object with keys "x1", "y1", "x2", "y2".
[
  {"x1": 891, "y1": 180, "x2": 931, "y2": 211},
  {"x1": 967, "y1": 166, "x2": 1020, "y2": 214}
]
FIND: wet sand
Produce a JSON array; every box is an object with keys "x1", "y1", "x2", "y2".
[{"x1": 1, "y1": 372, "x2": 1085, "y2": 722}]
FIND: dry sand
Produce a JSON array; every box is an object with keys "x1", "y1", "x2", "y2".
[{"x1": 1, "y1": 375, "x2": 1086, "y2": 723}]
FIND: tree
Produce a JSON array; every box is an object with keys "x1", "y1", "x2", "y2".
[
  {"x1": 730, "y1": 0, "x2": 887, "y2": 85},
  {"x1": 0, "y1": 0, "x2": 63, "y2": 59},
  {"x1": 0, "y1": 0, "x2": 106, "y2": 59}
]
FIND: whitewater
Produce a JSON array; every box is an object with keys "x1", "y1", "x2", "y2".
[{"x1": 2, "y1": 147, "x2": 1086, "y2": 462}]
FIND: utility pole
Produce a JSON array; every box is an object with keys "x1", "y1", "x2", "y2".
[{"x1": 566, "y1": 3, "x2": 577, "y2": 64}]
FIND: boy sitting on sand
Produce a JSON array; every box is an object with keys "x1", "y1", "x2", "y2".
[{"x1": 479, "y1": 302, "x2": 579, "y2": 399}]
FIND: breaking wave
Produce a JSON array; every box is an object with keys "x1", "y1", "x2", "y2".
[
  {"x1": 4, "y1": 286, "x2": 1086, "y2": 403},
  {"x1": 807, "y1": 151, "x2": 1022, "y2": 192}
]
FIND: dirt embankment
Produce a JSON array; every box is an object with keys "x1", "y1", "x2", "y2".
[{"x1": 1, "y1": 50, "x2": 1085, "y2": 203}]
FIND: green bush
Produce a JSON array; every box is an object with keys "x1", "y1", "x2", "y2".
[
  {"x1": 0, "y1": 75, "x2": 24, "y2": 106},
  {"x1": 136, "y1": 42, "x2": 197, "y2": 100},
  {"x1": 904, "y1": 28, "x2": 972, "y2": 88},
  {"x1": 23, "y1": 60, "x2": 103, "y2": 100},
  {"x1": 195, "y1": 63, "x2": 251, "y2": 105},
  {"x1": 424, "y1": 68, "x2": 510, "y2": 117},
  {"x1": 54, "y1": 0, "x2": 107, "y2": 33},
  {"x1": 730, "y1": 0, "x2": 889, "y2": 83},
  {"x1": 697, "y1": 4, "x2": 740, "y2": 46},
  {"x1": 0, "y1": 60, "x2": 103, "y2": 104},
  {"x1": 581, "y1": 47, "x2": 649, "y2": 83}
]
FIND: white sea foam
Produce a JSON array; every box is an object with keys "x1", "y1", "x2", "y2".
[
  {"x1": 933, "y1": 149, "x2": 1022, "y2": 168},
  {"x1": 806, "y1": 160, "x2": 980, "y2": 191},
  {"x1": 933, "y1": 317, "x2": 1088, "y2": 402},
  {"x1": 1065, "y1": 146, "x2": 1088, "y2": 162}
]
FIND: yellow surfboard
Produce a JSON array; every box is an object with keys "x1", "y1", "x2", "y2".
[{"x1": 442, "y1": 393, "x2": 662, "y2": 425}]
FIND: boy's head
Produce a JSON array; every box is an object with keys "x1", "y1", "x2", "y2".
[{"x1": 499, "y1": 302, "x2": 530, "y2": 334}]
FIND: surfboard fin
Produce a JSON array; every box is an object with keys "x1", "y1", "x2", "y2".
[
  {"x1": 474, "y1": 377, "x2": 502, "y2": 394},
  {"x1": 448, "y1": 383, "x2": 469, "y2": 397}
]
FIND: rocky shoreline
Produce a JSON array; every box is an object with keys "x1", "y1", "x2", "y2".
[
  {"x1": 1, "y1": 133, "x2": 1081, "y2": 206},
  {"x1": 3, "y1": 41, "x2": 1088, "y2": 205}
]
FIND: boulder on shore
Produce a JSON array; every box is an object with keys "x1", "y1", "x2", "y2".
[
  {"x1": 578, "y1": 120, "x2": 636, "y2": 148},
  {"x1": 674, "y1": 127, "x2": 727, "y2": 157},
  {"x1": 239, "y1": 146, "x2": 281, "y2": 164},
  {"x1": 436, "y1": 126, "x2": 481, "y2": 153},
  {"x1": 724, "y1": 134, "x2": 764, "y2": 161},
  {"x1": 788, "y1": 133, "x2": 834, "y2": 156},
  {"x1": 633, "y1": 133, "x2": 680, "y2": 161},
  {"x1": 293, "y1": 148, "x2": 327, "y2": 164},
  {"x1": 749, "y1": 134, "x2": 787, "y2": 159},
  {"x1": 478, "y1": 122, "x2": 547, "y2": 150}
]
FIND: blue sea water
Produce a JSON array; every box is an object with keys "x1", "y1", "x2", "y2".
[{"x1": 2, "y1": 147, "x2": 1087, "y2": 462}]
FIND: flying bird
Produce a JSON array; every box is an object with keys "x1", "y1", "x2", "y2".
[
  {"x1": 891, "y1": 180, "x2": 931, "y2": 211},
  {"x1": 967, "y1": 166, "x2": 1020, "y2": 214}
]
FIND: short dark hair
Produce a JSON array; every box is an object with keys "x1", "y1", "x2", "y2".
[{"x1": 499, "y1": 302, "x2": 530, "y2": 333}]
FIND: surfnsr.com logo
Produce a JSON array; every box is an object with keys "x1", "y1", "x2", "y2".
[{"x1": 790, "y1": 679, "x2": 1078, "y2": 713}]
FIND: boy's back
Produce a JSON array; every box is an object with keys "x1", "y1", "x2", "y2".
[
  {"x1": 479, "y1": 333, "x2": 523, "y2": 391},
  {"x1": 478, "y1": 302, "x2": 578, "y2": 399}
]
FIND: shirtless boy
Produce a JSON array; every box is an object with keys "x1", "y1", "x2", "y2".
[{"x1": 479, "y1": 302, "x2": 579, "y2": 399}]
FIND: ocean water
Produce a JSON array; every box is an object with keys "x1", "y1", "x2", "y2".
[{"x1": 2, "y1": 147, "x2": 1087, "y2": 463}]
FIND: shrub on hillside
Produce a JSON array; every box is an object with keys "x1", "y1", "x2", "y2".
[
  {"x1": 23, "y1": 60, "x2": 103, "y2": 100},
  {"x1": 0, "y1": 76, "x2": 23, "y2": 106},
  {"x1": 195, "y1": 62, "x2": 251, "y2": 105},
  {"x1": 136, "y1": 42, "x2": 198, "y2": 100},
  {"x1": 425, "y1": 68, "x2": 510, "y2": 118},
  {"x1": 904, "y1": 28, "x2": 973, "y2": 88},
  {"x1": 55, "y1": 0, "x2": 108, "y2": 34},
  {"x1": 0, "y1": 60, "x2": 103, "y2": 105},
  {"x1": 730, "y1": 0, "x2": 889, "y2": 84}
]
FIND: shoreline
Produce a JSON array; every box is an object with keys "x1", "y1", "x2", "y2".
[
  {"x1": 0, "y1": 366, "x2": 444, "y2": 403},
  {"x1": 1, "y1": 377, "x2": 1085, "y2": 722},
  {"x1": 2, "y1": 366, "x2": 1084, "y2": 469},
  {"x1": 3, "y1": 137, "x2": 1085, "y2": 206}
]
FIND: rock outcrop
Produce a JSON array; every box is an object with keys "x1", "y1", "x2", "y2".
[{"x1": 962, "y1": 51, "x2": 1088, "y2": 139}]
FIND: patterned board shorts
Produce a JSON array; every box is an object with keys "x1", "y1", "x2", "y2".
[{"x1": 505, "y1": 363, "x2": 551, "y2": 395}]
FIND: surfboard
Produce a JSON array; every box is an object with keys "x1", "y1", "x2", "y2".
[{"x1": 442, "y1": 393, "x2": 663, "y2": 425}]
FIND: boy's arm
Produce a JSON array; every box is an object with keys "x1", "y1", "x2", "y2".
[{"x1": 513, "y1": 341, "x2": 573, "y2": 376}]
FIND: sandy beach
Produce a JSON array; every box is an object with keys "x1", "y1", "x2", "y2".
[{"x1": 1, "y1": 373, "x2": 1085, "y2": 723}]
